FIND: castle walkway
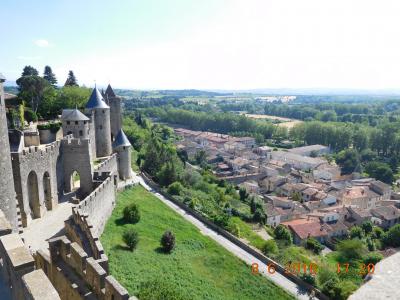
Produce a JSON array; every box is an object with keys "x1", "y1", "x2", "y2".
[{"x1": 20, "y1": 201, "x2": 73, "y2": 254}]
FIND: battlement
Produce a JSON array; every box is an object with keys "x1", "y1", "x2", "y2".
[
  {"x1": 62, "y1": 136, "x2": 90, "y2": 147},
  {"x1": 76, "y1": 172, "x2": 117, "y2": 236},
  {"x1": 38, "y1": 236, "x2": 136, "y2": 300},
  {"x1": 0, "y1": 233, "x2": 60, "y2": 299},
  {"x1": 94, "y1": 153, "x2": 118, "y2": 173},
  {"x1": 67, "y1": 206, "x2": 107, "y2": 263},
  {"x1": 16, "y1": 139, "x2": 61, "y2": 158}
]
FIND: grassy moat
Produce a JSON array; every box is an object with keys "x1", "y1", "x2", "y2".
[{"x1": 101, "y1": 185, "x2": 294, "y2": 300}]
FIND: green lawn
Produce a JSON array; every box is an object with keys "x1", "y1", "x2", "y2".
[{"x1": 101, "y1": 186, "x2": 294, "y2": 300}]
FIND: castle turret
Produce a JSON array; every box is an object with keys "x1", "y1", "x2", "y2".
[
  {"x1": 85, "y1": 87, "x2": 112, "y2": 158},
  {"x1": 0, "y1": 73, "x2": 18, "y2": 231},
  {"x1": 104, "y1": 84, "x2": 122, "y2": 141},
  {"x1": 113, "y1": 129, "x2": 132, "y2": 180},
  {"x1": 61, "y1": 108, "x2": 90, "y2": 139}
]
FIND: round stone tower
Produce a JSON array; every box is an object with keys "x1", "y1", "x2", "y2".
[
  {"x1": 113, "y1": 129, "x2": 132, "y2": 180},
  {"x1": 85, "y1": 87, "x2": 112, "y2": 158},
  {"x1": 61, "y1": 108, "x2": 91, "y2": 140},
  {"x1": 104, "y1": 84, "x2": 122, "y2": 141},
  {"x1": 0, "y1": 73, "x2": 18, "y2": 231}
]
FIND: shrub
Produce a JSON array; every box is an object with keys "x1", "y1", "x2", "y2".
[
  {"x1": 123, "y1": 229, "x2": 139, "y2": 251},
  {"x1": 161, "y1": 230, "x2": 176, "y2": 253},
  {"x1": 253, "y1": 208, "x2": 265, "y2": 224},
  {"x1": 333, "y1": 280, "x2": 358, "y2": 300},
  {"x1": 123, "y1": 203, "x2": 141, "y2": 224},
  {"x1": 167, "y1": 181, "x2": 184, "y2": 195},
  {"x1": 372, "y1": 226, "x2": 384, "y2": 239},
  {"x1": 138, "y1": 279, "x2": 186, "y2": 300},
  {"x1": 300, "y1": 272, "x2": 315, "y2": 285},
  {"x1": 363, "y1": 252, "x2": 383, "y2": 265},
  {"x1": 305, "y1": 238, "x2": 324, "y2": 254},
  {"x1": 383, "y1": 224, "x2": 400, "y2": 247},
  {"x1": 361, "y1": 221, "x2": 373, "y2": 235},
  {"x1": 336, "y1": 239, "x2": 366, "y2": 261},
  {"x1": 261, "y1": 240, "x2": 278, "y2": 256},
  {"x1": 274, "y1": 225, "x2": 292, "y2": 244},
  {"x1": 212, "y1": 213, "x2": 230, "y2": 228},
  {"x1": 349, "y1": 226, "x2": 364, "y2": 239},
  {"x1": 25, "y1": 108, "x2": 38, "y2": 122},
  {"x1": 37, "y1": 122, "x2": 61, "y2": 132},
  {"x1": 317, "y1": 267, "x2": 338, "y2": 287}
]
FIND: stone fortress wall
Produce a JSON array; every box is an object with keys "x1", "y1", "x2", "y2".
[
  {"x1": 0, "y1": 73, "x2": 135, "y2": 299},
  {"x1": 35, "y1": 235, "x2": 136, "y2": 300},
  {"x1": 11, "y1": 140, "x2": 62, "y2": 227}
]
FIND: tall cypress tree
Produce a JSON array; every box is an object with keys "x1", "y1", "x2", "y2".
[
  {"x1": 64, "y1": 70, "x2": 78, "y2": 86},
  {"x1": 43, "y1": 65, "x2": 57, "y2": 86}
]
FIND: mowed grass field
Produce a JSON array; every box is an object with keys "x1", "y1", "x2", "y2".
[{"x1": 101, "y1": 186, "x2": 294, "y2": 300}]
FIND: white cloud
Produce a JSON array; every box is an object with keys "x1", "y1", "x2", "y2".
[{"x1": 34, "y1": 39, "x2": 50, "y2": 47}]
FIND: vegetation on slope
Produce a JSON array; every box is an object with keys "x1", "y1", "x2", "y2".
[{"x1": 101, "y1": 186, "x2": 294, "y2": 300}]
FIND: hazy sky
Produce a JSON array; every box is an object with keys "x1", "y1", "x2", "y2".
[{"x1": 2, "y1": 0, "x2": 400, "y2": 90}]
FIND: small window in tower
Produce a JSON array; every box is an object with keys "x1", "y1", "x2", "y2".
[
  {"x1": 99, "y1": 125, "x2": 103, "y2": 130},
  {"x1": 84, "y1": 121, "x2": 87, "y2": 124},
  {"x1": 102, "y1": 110, "x2": 105, "y2": 114},
  {"x1": 67, "y1": 121, "x2": 70, "y2": 125},
  {"x1": 79, "y1": 130, "x2": 83, "y2": 136},
  {"x1": 75, "y1": 121, "x2": 78, "y2": 125}
]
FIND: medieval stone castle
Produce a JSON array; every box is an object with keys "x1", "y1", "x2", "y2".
[{"x1": 0, "y1": 73, "x2": 137, "y2": 300}]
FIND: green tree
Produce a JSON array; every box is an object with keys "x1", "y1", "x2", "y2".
[
  {"x1": 239, "y1": 187, "x2": 248, "y2": 201},
  {"x1": 195, "y1": 150, "x2": 207, "y2": 166},
  {"x1": 21, "y1": 65, "x2": 38, "y2": 76},
  {"x1": 64, "y1": 70, "x2": 78, "y2": 86},
  {"x1": 361, "y1": 221, "x2": 373, "y2": 235},
  {"x1": 16, "y1": 75, "x2": 50, "y2": 113},
  {"x1": 123, "y1": 229, "x2": 139, "y2": 251},
  {"x1": 335, "y1": 149, "x2": 360, "y2": 174},
  {"x1": 43, "y1": 65, "x2": 57, "y2": 86},
  {"x1": 365, "y1": 161, "x2": 394, "y2": 184},
  {"x1": 383, "y1": 224, "x2": 400, "y2": 247},
  {"x1": 274, "y1": 225, "x2": 292, "y2": 244}
]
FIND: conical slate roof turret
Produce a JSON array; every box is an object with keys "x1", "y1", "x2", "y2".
[
  {"x1": 61, "y1": 108, "x2": 90, "y2": 121},
  {"x1": 113, "y1": 129, "x2": 131, "y2": 148},
  {"x1": 105, "y1": 84, "x2": 116, "y2": 98},
  {"x1": 86, "y1": 87, "x2": 109, "y2": 109}
]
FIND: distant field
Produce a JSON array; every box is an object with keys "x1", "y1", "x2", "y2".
[
  {"x1": 101, "y1": 186, "x2": 294, "y2": 300},
  {"x1": 245, "y1": 114, "x2": 303, "y2": 129}
]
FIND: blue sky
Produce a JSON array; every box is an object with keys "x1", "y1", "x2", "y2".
[{"x1": 2, "y1": 0, "x2": 400, "y2": 90}]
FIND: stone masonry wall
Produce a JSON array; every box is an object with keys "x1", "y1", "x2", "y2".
[
  {"x1": 11, "y1": 141, "x2": 61, "y2": 227},
  {"x1": 35, "y1": 236, "x2": 137, "y2": 300},
  {"x1": 77, "y1": 172, "x2": 117, "y2": 237},
  {"x1": 94, "y1": 153, "x2": 118, "y2": 176},
  {"x1": 0, "y1": 79, "x2": 18, "y2": 231},
  {"x1": 61, "y1": 137, "x2": 93, "y2": 197},
  {"x1": 0, "y1": 232, "x2": 60, "y2": 300}
]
